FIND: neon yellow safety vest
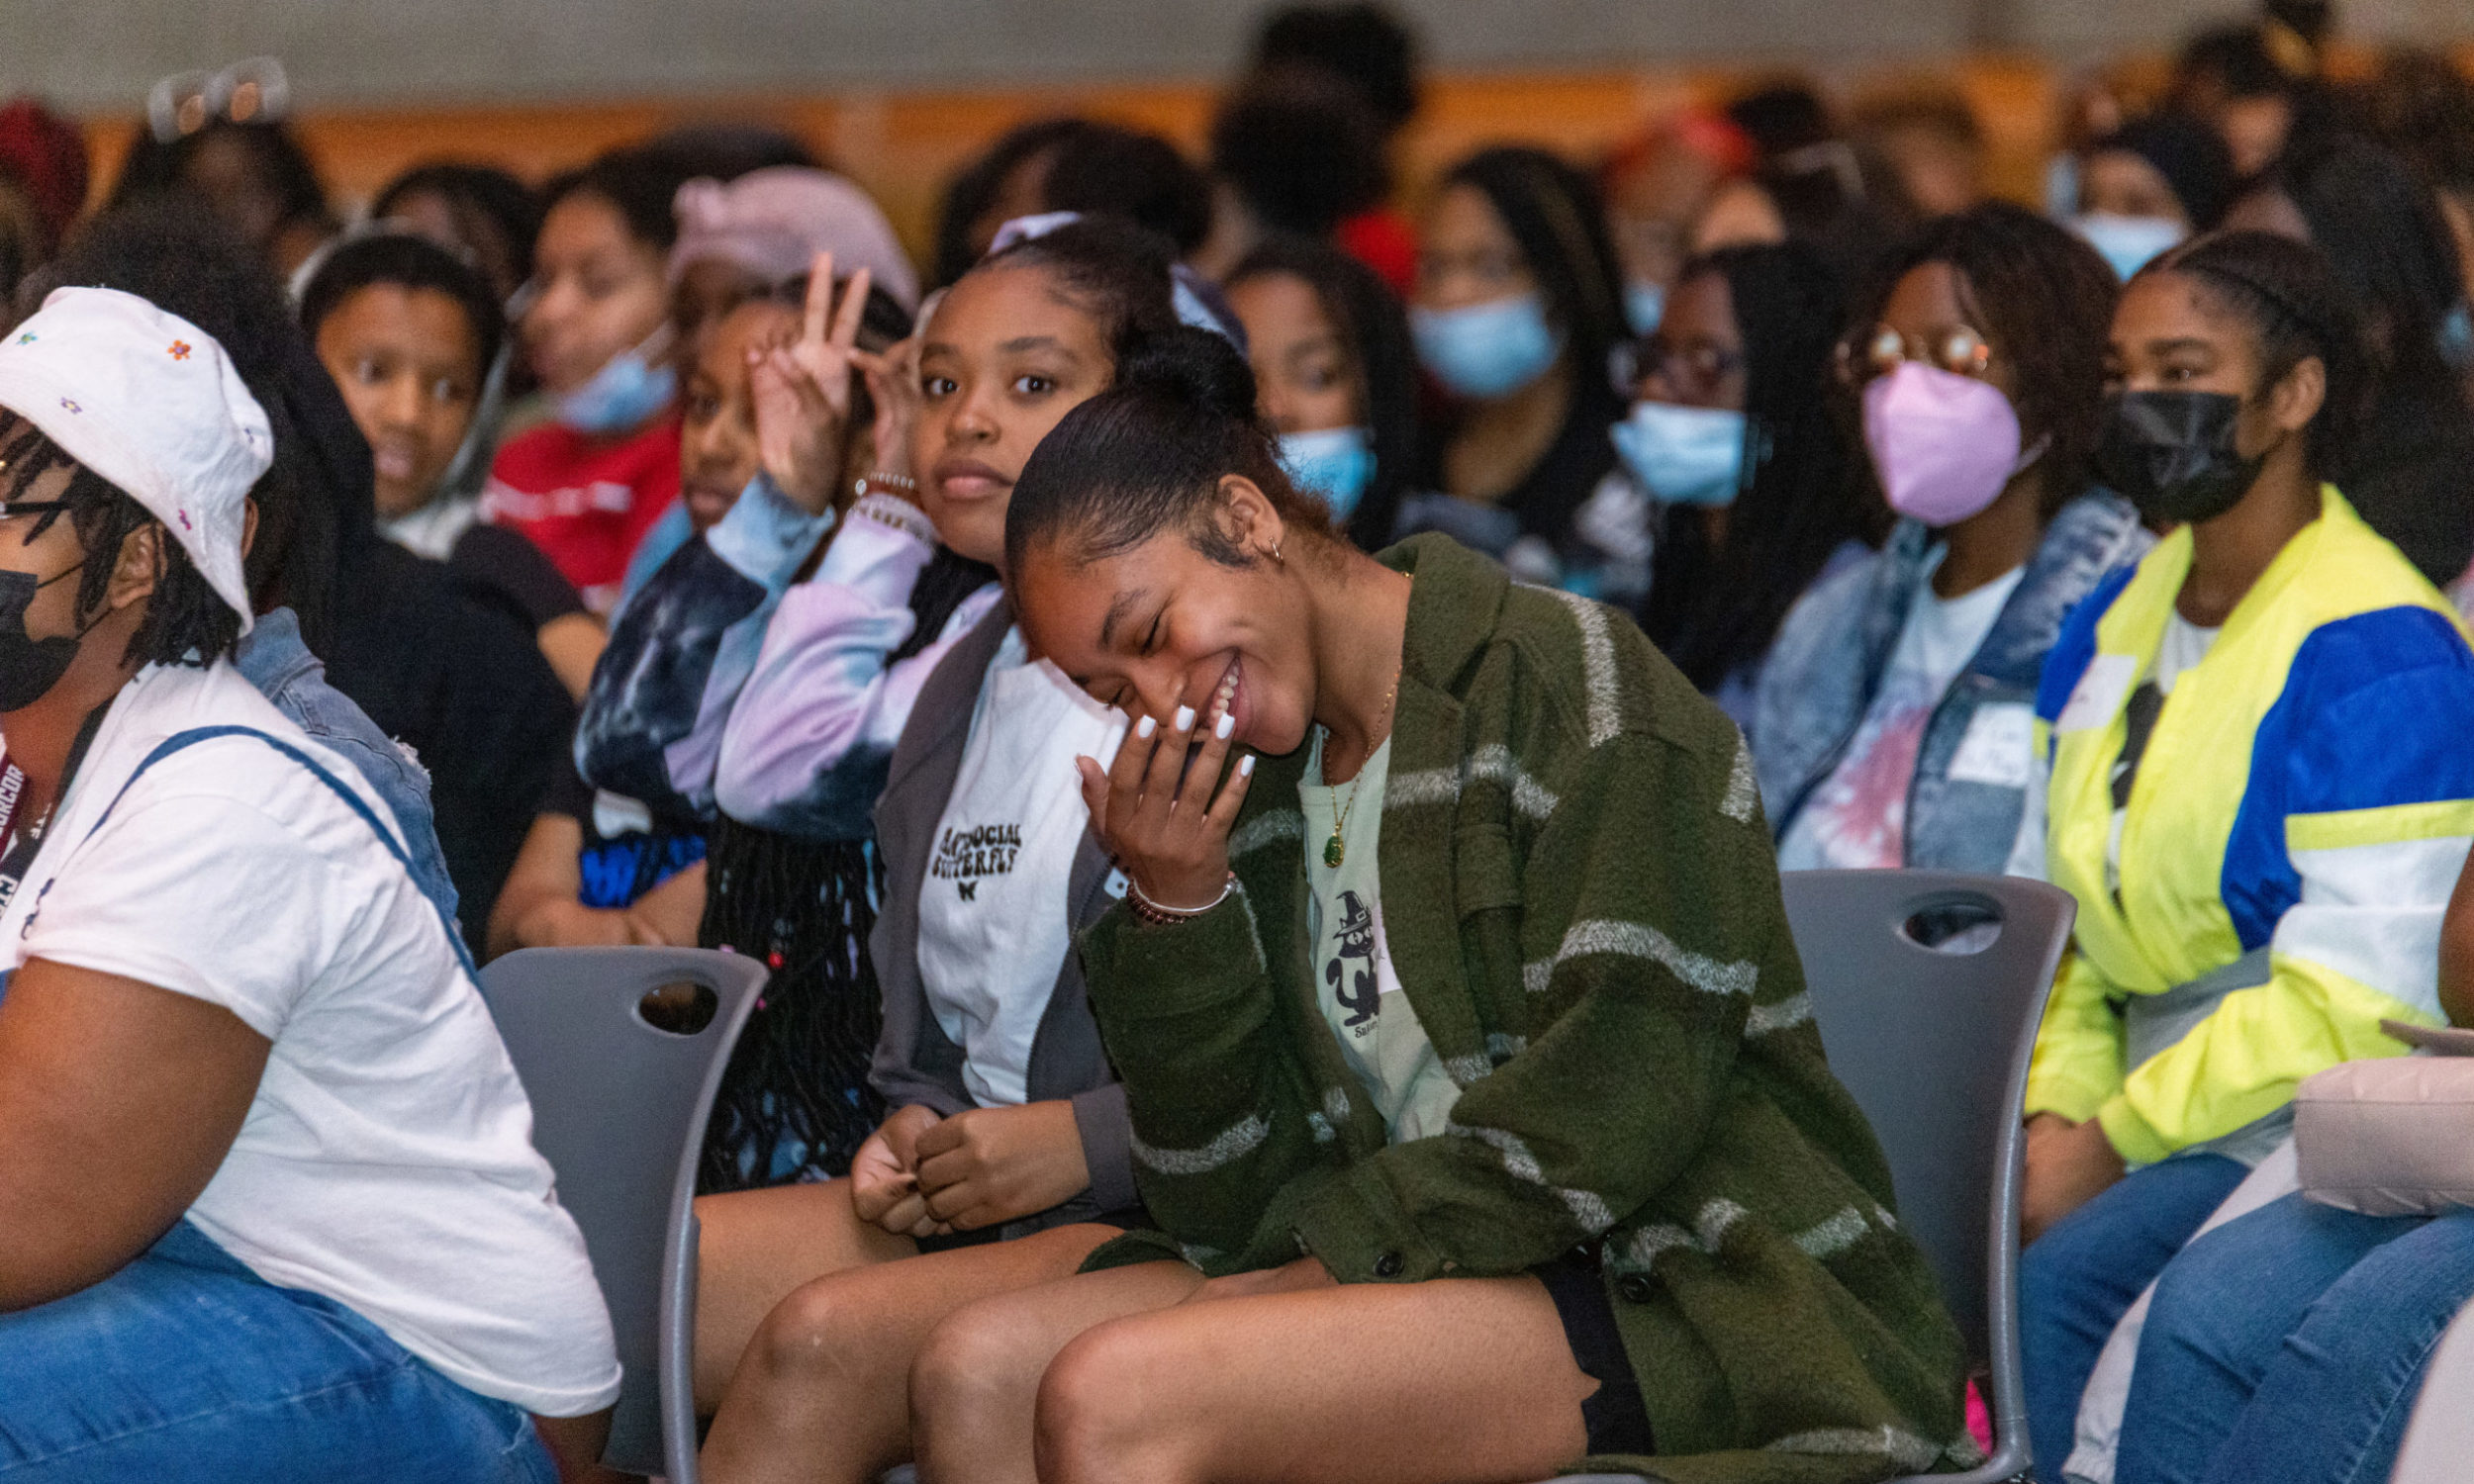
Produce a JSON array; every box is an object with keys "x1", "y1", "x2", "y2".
[{"x1": 2028, "y1": 487, "x2": 2474, "y2": 1163}]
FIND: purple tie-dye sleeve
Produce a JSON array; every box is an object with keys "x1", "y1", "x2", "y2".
[{"x1": 714, "y1": 497, "x2": 1001, "y2": 839}]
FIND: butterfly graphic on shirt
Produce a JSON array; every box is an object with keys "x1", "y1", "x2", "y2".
[{"x1": 1325, "y1": 889, "x2": 1380, "y2": 1030}]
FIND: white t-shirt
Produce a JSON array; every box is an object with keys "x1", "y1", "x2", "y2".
[
  {"x1": 916, "y1": 627, "x2": 1126, "y2": 1108},
  {"x1": 1299, "y1": 733, "x2": 1461, "y2": 1142},
  {"x1": 1778, "y1": 557, "x2": 2025, "y2": 871},
  {"x1": 0, "y1": 661, "x2": 618, "y2": 1418}
]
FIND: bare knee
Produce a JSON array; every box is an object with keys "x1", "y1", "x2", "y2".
[
  {"x1": 743, "y1": 1275, "x2": 886, "y2": 1394},
  {"x1": 910, "y1": 1297, "x2": 1038, "y2": 1427},
  {"x1": 1032, "y1": 1322, "x2": 1197, "y2": 1484}
]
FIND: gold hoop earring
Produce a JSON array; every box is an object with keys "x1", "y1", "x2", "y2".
[{"x1": 1271, "y1": 540, "x2": 1284, "y2": 564}]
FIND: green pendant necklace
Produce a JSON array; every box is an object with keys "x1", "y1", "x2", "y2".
[{"x1": 1320, "y1": 668, "x2": 1401, "y2": 869}]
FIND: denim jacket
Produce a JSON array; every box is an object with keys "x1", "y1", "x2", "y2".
[
  {"x1": 233, "y1": 605, "x2": 462, "y2": 931},
  {"x1": 1753, "y1": 493, "x2": 2150, "y2": 874}
]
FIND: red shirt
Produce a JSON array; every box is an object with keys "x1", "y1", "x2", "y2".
[
  {"x1": 1336, "y1": 208, "x2": 1420, "y2": 300},
  {"x1": 481, "y1": 417, "x2": 682, "y2": 614}
]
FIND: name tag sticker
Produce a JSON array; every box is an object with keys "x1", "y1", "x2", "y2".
[
  {"x1": 2055, "y1": 654, "x2": 2140, "y2": 735},
  {"x1": 1948, "y1": 702, "x2": 2036, "y2": 788}
]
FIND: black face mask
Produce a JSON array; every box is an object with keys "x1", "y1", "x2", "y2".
[
  {"x1": 0, "y1": 563, "x2": 90, "y2": 712},
  {"x1": 2095, "y1": 391, "x2": 2269, "y2": 526}
]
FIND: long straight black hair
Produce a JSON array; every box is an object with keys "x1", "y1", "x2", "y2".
[
  {"x1": 1228, "y1": 232, "x2": 1420, "y2": 550},
  {"x1": 1653, "y1": 241, "x2": 1884, "y2": 692},
  {"x1": 1434, "y1": 145, "x2": 1629, "y2": 542}
]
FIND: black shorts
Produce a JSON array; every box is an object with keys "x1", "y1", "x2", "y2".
[
  {"x1": 913, "y1": 1203, "x2": 1150, "y2": 1254},
  {"x1": 1532, "y1": 1250, "x2": 1657, "y2": 1457}
]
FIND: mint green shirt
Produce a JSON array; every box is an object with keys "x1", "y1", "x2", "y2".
[{"x1": 1299, "y1": 733, "x2": 1462, "y2": 1142}]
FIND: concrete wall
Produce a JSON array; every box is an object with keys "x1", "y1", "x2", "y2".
[{"x1": 5, "y1": 0, "x2": 2463, "y2": 113}]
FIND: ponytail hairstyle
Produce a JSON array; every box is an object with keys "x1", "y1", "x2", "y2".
[
  {"x1": 2142, "y1": 230, "x2": 2375, "y2": 481},
  {"x1": 1007, "y1": 325, "x2": 1332, "y2": 573}
]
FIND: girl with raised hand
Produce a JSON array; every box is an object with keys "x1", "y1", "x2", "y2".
[
  {"x1": 822, "y1": 324, "x2": 1972, "y2": 1484},
  {"x1": 543, "y1": 253, "x2": 911, "y2": 1178},
  {"x1": 485, "y1": 264, "x2": 880, "y2": 964},
  {"x1": 2019, "y1": 230, "x2": 2474, "y2": 1479},
  {"x1": 1756, "y1": 202, "x2": 2148, "y2": 878},
  {"x1": 689, "y1": 220, "x2": 1215, "y2": 1465}
]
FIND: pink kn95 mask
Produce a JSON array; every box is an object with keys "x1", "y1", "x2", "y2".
[{"x1": 1862, "y1": 361, "x2": 2042, "y2": 526}]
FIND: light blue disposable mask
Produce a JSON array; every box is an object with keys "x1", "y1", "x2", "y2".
[
  {"x1": 1611, "y1": 400, "x2": 1748, "y2": 508},
  {"x1": 1410, "y1": 293, "x2": 1563, "y2": 400},
  {"x1": 556, "y1": 327, "x2": 678, "y2": 434},
  {"x1": 2441, "y1": 302, "x2": 2474, "y2": 373},
  {"x1": 2071, "y1": 213, "x2": 2186, "y2": 283},
  {"x1": 1278, "y1": 426, "x2": 1378, "y2": 521},
  {"x1": 1623, "y1": 280, "x2": 1666, "y2": 337}
]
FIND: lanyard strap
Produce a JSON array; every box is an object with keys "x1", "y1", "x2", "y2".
[{"x1": 0, "y1": 702, "x2": 112, "y2": 914}]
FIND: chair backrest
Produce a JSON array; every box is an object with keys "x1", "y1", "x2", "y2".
[
  {"x1": 1780, "y1": 870, "x2": 2073, "y2": 1481},
  {"x1": 479, "y1": 946, "x2": 764, "y2": 1479}
]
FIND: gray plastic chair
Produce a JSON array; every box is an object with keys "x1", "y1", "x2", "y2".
[
  {"x1": 1782, "y1": 870, "x2": 2071, "y2": 1484},
  {"x1": 480, "y1": 946, "x2": 765, "y2": 1484},
  {"x1": 1528, "y1": 870, "x2": 2070, "y2": 1484}
]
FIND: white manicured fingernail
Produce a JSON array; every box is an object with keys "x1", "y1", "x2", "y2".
[
  {"x1": 1174, "y1": 705, "x2": 1195, "y2": 732},
  {"x1": 1238, "y1": 754, "x2": 1256, "y2": 777},
  {"x1": 1136, "y1": 714, "x2": 1157, "y2": 739},
  {"x1": 1214, "y1": 712, "x2": 1234, "y2": 740}
]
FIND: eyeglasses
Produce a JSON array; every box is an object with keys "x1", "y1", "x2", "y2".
[
  {"x1": 146, "y1": 57, "x2": 291, "y2": 144},
  {"x1": 0, "y1": 501, "x2": 72, "y2": 522},
  {"x1": 1610, "y1": 339, "x2": 1746, "y2": 399},
  {"x1": 1841, "y1": 324, "x2": 1994, "y2": 386}
]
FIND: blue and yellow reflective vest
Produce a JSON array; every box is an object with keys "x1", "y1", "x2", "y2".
[{"x1": 2028, "y1": 487, "x2": 2474, "y2": 1164}]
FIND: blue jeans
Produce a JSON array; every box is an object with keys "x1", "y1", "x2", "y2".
[
  {"x1": 2019, "y1": 1152, "x2": 2248, "y2": 1480},
  {"x1": 0, "y1": 1220, "x2": 556, "y2": 1482},
  {"x1": 2116, "y1": 1195, "x2": 2474, "y2": 1484}
]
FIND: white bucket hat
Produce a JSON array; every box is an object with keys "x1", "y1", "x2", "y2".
[{"x1": 0, "y1": 286, "x2": 270, "y2": 634}]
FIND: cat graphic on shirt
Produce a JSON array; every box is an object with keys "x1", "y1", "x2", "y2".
[{"x1": 1325, "y1": 889, "x2": 1380, "y2": 1031}]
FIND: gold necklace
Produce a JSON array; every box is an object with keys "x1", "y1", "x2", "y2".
[{"x1": 1320, "y1": 669, "x2": 1400, "y2": 869}]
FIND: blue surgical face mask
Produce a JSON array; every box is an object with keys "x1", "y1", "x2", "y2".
[
  {"x1": 557, "y1": 326, "x2": 677, "y2": 434},
  {"x1": 1410, "y1": 293, "x2": 1563, "y2": 400},
  {"x1": 1623, "y1": 280, "x2": 1666, "y2": 337},
  {"x1": 2071, "y1": 213, "x2": 2186, "y2": 283},
  {"x1": 1278, "y1": 426, "x2": 1378, "y2": 521},
  {"x1": 2441, "y1": 302, "x2": 2474, "y2": 373},
  {"x1": 1612, "y1": 401, "x2": 1748, "y2": 508}
]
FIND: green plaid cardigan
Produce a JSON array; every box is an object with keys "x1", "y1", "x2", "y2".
[{"x1": 1077, "y1": 535, "x2": 1973, "y2": 1482}]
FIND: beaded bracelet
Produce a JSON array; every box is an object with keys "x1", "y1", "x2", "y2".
[
  {"x1": 853, "y1": 469, "x2": 917, "y2": 500},
  {"x1": 1124, "y1": 871, "x2": 1236, "y2": 926}
]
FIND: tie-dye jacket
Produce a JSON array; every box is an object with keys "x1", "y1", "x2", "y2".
[{"x1": 572, "y1": 474, "x2": 999, "y2": 841}]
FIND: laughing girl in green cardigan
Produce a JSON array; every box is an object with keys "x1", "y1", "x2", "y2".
[{"x1": 905, "y1": 326, "x2": 1969, "y2": 1484}]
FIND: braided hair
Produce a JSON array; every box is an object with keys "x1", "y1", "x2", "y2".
[{"x1": 0, "y1": 417, "x2": 246, "y2": 669}]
